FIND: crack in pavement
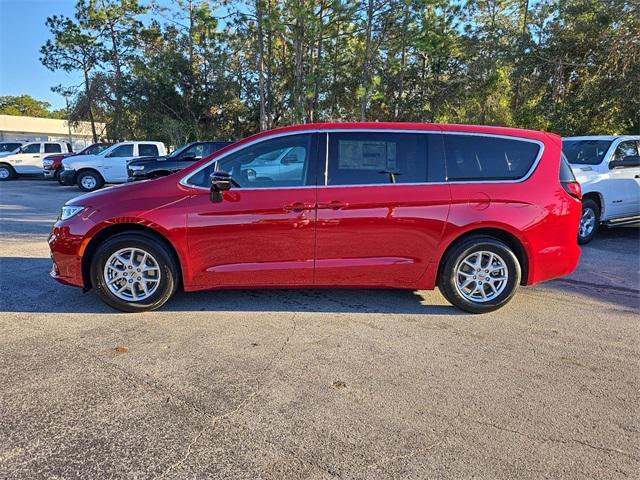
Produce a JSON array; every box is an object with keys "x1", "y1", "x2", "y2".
[
  {"x1": 471, "y1": 419, "x2": 639, "y2": 461},
  {"x1": 155, "y1": 313, "x2": 299, "y2": 479}
]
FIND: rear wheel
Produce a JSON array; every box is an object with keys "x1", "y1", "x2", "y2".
[
  {"x1": 0, "y1": 164, "x2": 16, "y2": 181},
  {"x1": 90, "y1": 233, "x2": 179, "y2": 312},
  {"x1": 77, "y1": 170, "x2": 104, "y2": 192},
  {"x1": 578, "y1": 199, "x2": 600, "y2": 244},
  {"x1": 438, "y1": 236, "x2": 521, "y2": 314}
]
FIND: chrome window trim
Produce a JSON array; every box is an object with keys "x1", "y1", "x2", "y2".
[{"x1": 179, "y1": 128, "x2": 545, "y2": 191}]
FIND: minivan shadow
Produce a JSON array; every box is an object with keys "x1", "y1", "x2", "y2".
[{"x1": 0, "y1": 256, "x2": 458, "y2": 315}]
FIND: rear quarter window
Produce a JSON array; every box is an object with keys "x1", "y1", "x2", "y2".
[{"x1": 444, "y1": 134, "x2": 540, "y2": 181}]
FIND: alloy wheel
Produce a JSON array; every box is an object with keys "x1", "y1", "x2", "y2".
[
  {"x1": 455, "y1": 250, "x2": 509, "y2": 303},
  {"x1": 103, "y1": 247, "x2": 161, "y2": 302},
  {"x1": 81, "y1": 175, "x2": 97, "y2": 190},
  {"x1": 579, "y1": 207, "x2": 596, "y2": 238}
]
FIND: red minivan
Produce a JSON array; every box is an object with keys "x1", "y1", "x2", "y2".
[{"x1": 49, "y1": 123, "x2": 582, "y2": 313}]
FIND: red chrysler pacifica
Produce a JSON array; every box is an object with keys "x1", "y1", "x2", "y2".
[{"x1": 49, "y1": 123, "x2": 582, "y2": 313}]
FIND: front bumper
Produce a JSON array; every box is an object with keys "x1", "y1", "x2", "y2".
[
  {"x1": 48, "y1": 215, "x2": 97, "y2": 289},
  {"x1": 59, "y1": 169, "x2": 77, "y2": 186},
  {"x1": 43, "y1": 168, "x2": 56, "y2": 178}
]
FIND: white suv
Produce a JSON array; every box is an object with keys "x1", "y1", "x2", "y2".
[
  {"x1": 563, "y1": 136, "x2": 640, "y2": 243},
  {"x1": 0, "y1": 141, "x2": 72, "y2": 180},
  {"x1": 60, "y1": 141, "x2": 167, "y2": 191}
]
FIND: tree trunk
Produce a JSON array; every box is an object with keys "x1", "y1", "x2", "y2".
[
  {"x1": 256, "y1": 0, "x2": 267, "y2": 131},
  {"x1": 360, "y1": 0, "x2": 374, "y2": 121}
]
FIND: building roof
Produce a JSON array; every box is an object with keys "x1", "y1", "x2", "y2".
[{"x1": 0, "y1": 114, "x2": 105, "y2": 137}]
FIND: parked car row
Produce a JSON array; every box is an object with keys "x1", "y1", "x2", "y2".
[{"x1": 0, "y1": 139, "x2": 233, "y2": 191}]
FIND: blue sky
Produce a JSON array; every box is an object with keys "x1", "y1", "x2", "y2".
[{"x1": 1, "y1": 0, "x2": 82, "y2": 110}]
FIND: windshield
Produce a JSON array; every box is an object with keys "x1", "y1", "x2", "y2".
[
  {"x1": 0, "y1": 143, "x2": 22, "y2": 153},
  {"x1": 562, "y1": 139, "x2": 612, "y2": 165}
]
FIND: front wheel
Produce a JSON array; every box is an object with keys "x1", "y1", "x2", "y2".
[
  {"x1": 77, "y1": 170, "x2": 104, "y2": 192},
  {"x1": 578, "y1": 199, "x2": 600, "y2": 244},
  {"x1": 90, "y1": 233, "x2": 179, "y2": 312},
  {"x1": 438, "y1": 236, "x2": 521, "y2": 314},
  {"x1": 0, "y1": 164, "x2": 16, "y2": 181}
]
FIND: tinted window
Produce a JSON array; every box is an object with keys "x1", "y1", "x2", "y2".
[
  {"x1": 44, "y1": 143, "x2": 62, "y2": 153},
  {"x1": 108, "y1": 144, "x2": 134, "y2": 157},
  {"x1": 138, "y1": 144, "x2": 159, "y2": 157},
  {"x1": 179, "y1": 143, "x2": 209, "y2": 161},
  {"x1": 444, "y1": 135, "x2": 540, "y2": 181},
  {"x1": 188, "y1": 134, "x2": 314, "y2": 188},
  {"x1": 21, "y1": 143, "x2": 41, "y2": 154},
  {"x1": 613, "y1": 140, "x2": 639, "y2": 162},
  {"x1": 562, "y1": 139, "x2": 611, "y2": 165},
  {"x1": 560, "y1": 154, "x2": 576, "y2": 182},
  {"x1": 0, "y1": 143, "x2": 21, "y2": 152},
  {"x1": 327, "y1": 132, "x2": 436, "y2": 185}
]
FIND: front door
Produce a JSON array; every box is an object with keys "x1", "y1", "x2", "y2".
[
  {"x1": 103, "y1": 143, "x2": 135, "y2": 182},
  {"x1": 186, "y1": 133, "x2": 319, "y2": 288},
  {"x1": 11, "y1": 143, "x2": 43, "y2": 173},
  {"x1": 314, "y1": 131, "x2": 451, "y2": 287},
  {"x1": 608, "y1": 140, "x2": 640, "y2": 218}
]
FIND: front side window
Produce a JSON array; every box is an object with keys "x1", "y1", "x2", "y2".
[
  {"x1": 44, "y1": 143, "x2": 62, "y2": 153},
  {"x1": 108, "y1": 144, "x2": 134, "y2": 157},
  {"x1": 327, "y1": 132, "x2": 434, "y2": 185},
  {"x1": 21, "y1": 143, "x2": 41, "y2": 154},
  {"x1": 562, "y1": 139, "x2": 612, "y2": 165},
  {"x1": 0, "y1": 143, "x2": 22, "y2": 152},
  {"x1": 613, "y1": 140, "x2": 639, "y2": 163},
  {"x1": 138, "y1": 144, "x2": 159, "y2": 157},
  {"x1": 187, "y1": 134, "x2": 314, "y2": 188},
  {"x1": 179, "y1": 143, "x2": 209, "y2": 160},
  {"x1": 444, "y1": 134, "x2": 540, "y2": 181},
  {"x1": 82, "y1": 144, "x2": 109, "y2": 155}
]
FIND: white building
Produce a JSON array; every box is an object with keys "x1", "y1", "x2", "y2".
[{"x1": 0, "y1": 114, "x2": 106, "y2": 151}]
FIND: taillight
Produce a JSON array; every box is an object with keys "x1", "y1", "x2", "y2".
[{"x1": 562, "y1": 181, "x2": 582, "y2": 200}]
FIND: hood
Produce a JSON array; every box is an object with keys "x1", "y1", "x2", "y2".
[
  {"x1": 63, "y1": 153, "x2": 102, "y2": 165},
  {"x1": 66, "y1": 179, "x2": 150, "y2": 206}
]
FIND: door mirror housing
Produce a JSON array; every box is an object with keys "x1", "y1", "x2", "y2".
[
  {"x1": 610, "y1": 155, "x2": 640, "y2": 169},
  {"x1": 180, "y1": 154, "x2": 198, "y2": 162},
  {"x1": 210, "y1": 171, "x2": 233, "y2": 203}
]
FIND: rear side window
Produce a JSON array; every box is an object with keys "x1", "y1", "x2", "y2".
[
  {"x1": 44, "y1": 143, "x2": 62, "y2": 153},
  {"x1": 444, "y1": 134, "x2": 540, "y2": 181},
  {"x1": 138, "y1": 144, "x2": 159, "y2": 157},
  {"x1": 327, "y1": 132, "x2": 440, "y2": 185},
  {"x1": 562, "y1": 139, "x2": 611, "y2": 165}
]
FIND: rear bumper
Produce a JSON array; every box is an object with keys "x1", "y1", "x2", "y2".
[{"x1": 59, "y1": 169, "x2": 76, "y2": 186}]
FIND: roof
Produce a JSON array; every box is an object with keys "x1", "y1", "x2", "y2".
[
  {"x1": 563, "y1": 135, "x2": 640, "y2": 141},
  {"x1": 0, "y1": 114, "x2": 105, "y2": 137}
]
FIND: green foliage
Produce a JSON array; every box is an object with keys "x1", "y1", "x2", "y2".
[
  {"x1": 0, "y1": 95, "x2": 66, "y2": 119},
  {"x1": 39, "y1": 0, "x2": 640, "y2": 144}
]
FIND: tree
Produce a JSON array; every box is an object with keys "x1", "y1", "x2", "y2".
[
  {"x1": 40, "y1": 14, "x2": 102, "y2": 141},
  {"x1": 0, "y1": 95, "x2": 66, "y2": 119}
]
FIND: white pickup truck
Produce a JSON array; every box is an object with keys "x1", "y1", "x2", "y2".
[
  {"x1": 563, "y1": 135, "x2": 640, "y2": 243},
  {"x1": 0, "y1": 141, "x2": 73, "y2": 180},
  {"x1": 59, "y1": 141, "x2": 167, "y2": 191}
]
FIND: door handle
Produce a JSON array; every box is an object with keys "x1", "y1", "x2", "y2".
[
  {"x1": 635, "y1": 175, "x2": 640, "y2": 179},
  {"x1": 318, "y1": 200, "x2": 349, "y2": 210},
  {"x1": 283, "y1": 202, "x2": 315, "y2": 212}
]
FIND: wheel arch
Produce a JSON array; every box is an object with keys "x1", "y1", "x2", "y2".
[
  {"x1": 81, "y1": 223, "x2": 183, "y2": 291},
  {"x1": 76, "y1": 167, "x2": 104, "y2": 181},
  {"x1": 581, "y1": 191, "x2": 603, "y2": 218},
  {"x1": 437, "y1": 227, "x2": 530, "y2": 286}
]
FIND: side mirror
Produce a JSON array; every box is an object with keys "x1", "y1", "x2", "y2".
[
  {"x1": 610, "y1": 155, "x2": 640, "y2": 169},
  {"x1": 210, "y1": 171, "x2": 233, "y2": 203},
  {"x1": 180, "y1": 154, "x2": 198, "y2": 162}
]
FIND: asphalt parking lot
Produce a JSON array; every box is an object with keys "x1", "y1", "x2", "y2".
[{"x1": 1, "y1": 178, "x2": 638, "y2": 479}]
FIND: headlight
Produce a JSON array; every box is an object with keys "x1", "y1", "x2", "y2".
[
  {"x1": 63, "y1": 163, "x2": 73, "y2": 171},
  {"x1": 43, "y1": 159, "x2": 54, "y2": 166},
  {"x1": 59, "y1": 205, "x2": 85, "y2": 221},
  {"x1": 129, "y1": 165, "x2": 145, "y2": 171}
]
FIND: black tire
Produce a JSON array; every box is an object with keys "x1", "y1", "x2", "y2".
[
  {"x1": 90, "y1": 233, "x2": 179, "y2": 312},
  {"x1": 55, "y1": 168, "x2": 63, "y2": 184},
  {"x1": 438, "y1": 236, "x2": 521, "y2": 314},
  {"x1": 0, "y1": 163, "x2": 16, "y2": 181},
  {"x1": 578, "y1": 199, "x2": 600, "y2": 244},
  {"x1": 77, "y1": 169, "x2": 104, "y2": 192}
]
